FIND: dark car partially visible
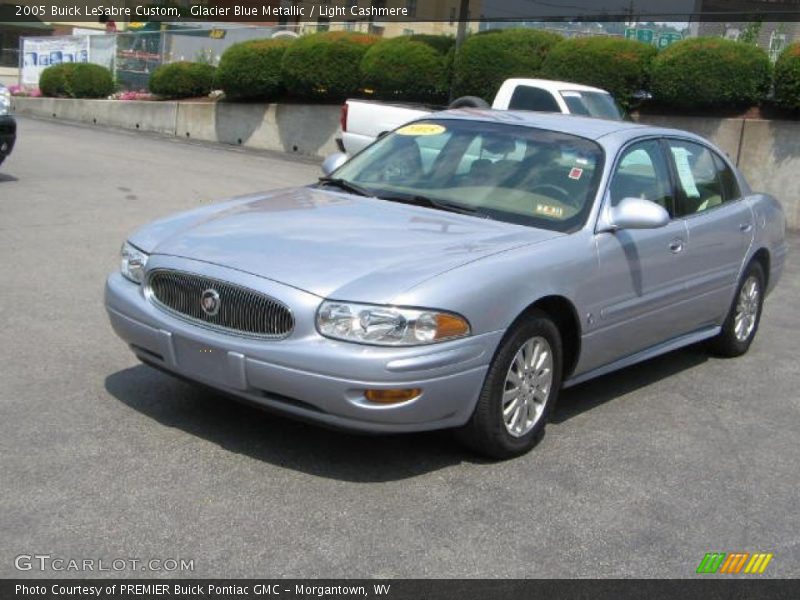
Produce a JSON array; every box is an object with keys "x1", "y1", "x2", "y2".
[{"x1": 0, "y1": 83, "x2": 16, "y2": 166}]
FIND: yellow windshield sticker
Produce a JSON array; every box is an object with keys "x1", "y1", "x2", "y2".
[
  {"x1": 535, "y1": 204, "x2": 564, "y2": 218},
  {"x1": 396, "y1": 123, "x2": 447, "y2": 136}
]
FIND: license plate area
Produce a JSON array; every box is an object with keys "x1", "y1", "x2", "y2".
[{"x1": 173, "y1": 336, "x2": 233, "y2": 388}]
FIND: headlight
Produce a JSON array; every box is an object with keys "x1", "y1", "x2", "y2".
[
  {"x1": 120, "y1": 242, "x2": 149, "y2": 284},
  {"x1": 316, "y1": 301, "x2": 470, "y2": 346},
  {"x1": 0, "y1": 87, "x2": 9, "y2": 116}
]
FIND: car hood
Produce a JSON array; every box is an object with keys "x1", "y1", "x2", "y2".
[{"x1": 131, "y1": 187, "x2": 562, "y2": 302}]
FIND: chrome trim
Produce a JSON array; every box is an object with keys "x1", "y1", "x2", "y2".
[{"x1": 145, "y1": 269, "x2": 294, "y2": 340}]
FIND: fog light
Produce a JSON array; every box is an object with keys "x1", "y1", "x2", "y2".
[{"x1": 364, "y1": 388, "x2": 421, "y2": 404}]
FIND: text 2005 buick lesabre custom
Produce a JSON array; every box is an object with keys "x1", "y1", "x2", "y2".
[{"x1": 106, "y1": 112, "x2": 787, "y2": 458}]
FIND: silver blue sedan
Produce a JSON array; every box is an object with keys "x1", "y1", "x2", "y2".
[{"x1": 105, "y1": 111, "x2": 787, "y2": 458}]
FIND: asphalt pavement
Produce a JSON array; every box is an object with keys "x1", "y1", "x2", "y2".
[{"x1": 1, "y1": 117, "x2": 798, "y2": 578}]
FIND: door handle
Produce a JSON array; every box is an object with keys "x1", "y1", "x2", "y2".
[
  {"x1": 669, "y1": 239, "x2": 684, "y2": 254},
  {"x1": 739, "y1": 223, "x2": 753, "y2": 233}
]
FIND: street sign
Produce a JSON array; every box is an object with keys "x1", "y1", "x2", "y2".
[
  {"x1": 624, "y1": 27, "x2": 656, "y2": 44},
  {"x1": 657, "y1": 32, "x2": 683, "y2": 49}
]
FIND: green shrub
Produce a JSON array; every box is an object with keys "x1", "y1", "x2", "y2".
[
  {"x1": 149, "y1": 61, "x2": 215, "y2": 99},
  {"x1": 452, "y1": 29, "x2": 563, "y2": 100},
  {"x1": 541, "y1": 37, "x2": 656, "y2": 109},
  {"x1": 408, "y1": 34, "x2": 455, "y2": 55},
  {"x1": 773, "y1": 42, "x2": 800, "y2": 110},
  {"x1": 361, "y1": 37, "x2": 448, "y2": 102},
  {"x1": 281, "y1": 31, "x2": 378, "y2": 101},
  {"x1": 40, "y1": 63, "x2": 114, "y2": 99},
  {"x1": 215, "y1": 39, "x2": 291, "y2": 101},
  {"x1": 39, "y1": 63, "x2": 73, "y2": 97},
  {"x1": 650, "y1": 37, "x2": 771, "y2": 109}
]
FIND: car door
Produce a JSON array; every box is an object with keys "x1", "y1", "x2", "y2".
[
  {"x1": 581, "y1": 138, "x2": 696, "y2": 373},
  {"x1": 663, "y1": 138, "x2": 753, "y2": 329}
]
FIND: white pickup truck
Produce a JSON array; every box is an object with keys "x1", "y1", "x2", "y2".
[{"x1": 339, "y1": 78, "x2": 624, "y2": 155}]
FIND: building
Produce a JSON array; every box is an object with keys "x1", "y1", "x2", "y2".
[
  {"x1": 0, "y1": 4, "x2": 53, "y2": 67},
  {"x1": 282, "y1": 0, "x2": 482, "y2": 38},
  {"x1": 691, "y1": 0, "x2": 800, "y2": 60}
]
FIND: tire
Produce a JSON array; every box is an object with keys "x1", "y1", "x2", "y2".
[
  {"x1": 709, "y1": 261, "x2": 765, "y2": 357},
  {"x1": 447, "y1": 96, "x2": 490, "y2": 110},
  {"x1": 457, "y1": 310, "x2": 563, "y2": 459}
]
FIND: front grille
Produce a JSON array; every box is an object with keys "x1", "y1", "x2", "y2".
[{"x1": 147, "y1": 270, "x2": 294, "y2": 339}]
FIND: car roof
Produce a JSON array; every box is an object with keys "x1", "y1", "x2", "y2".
[
  {"x1": 426, "y1": 109, "x2": 703, "y2": 144},
  {"x1": 502, "y1": 78, "x2": 609, "y2": 95}
]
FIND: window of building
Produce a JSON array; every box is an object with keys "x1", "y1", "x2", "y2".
[{"x1": 724, "y1": 27, "x2": 741, "y2": 41}]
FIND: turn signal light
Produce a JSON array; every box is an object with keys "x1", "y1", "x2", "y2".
[
  {"x1": 364, "y1": 389, "x2": 422, "y2": 404},
  {"x1": 435, "y1": 313, "x2": 470, "y2": 340}
]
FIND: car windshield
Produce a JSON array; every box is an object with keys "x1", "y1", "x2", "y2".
[
  {"x1": 330, "y1": 119, "x2": 604, "y2": 233},
  {"x1": 560, "y1": 91, "x2": 623, "y2": 120}
]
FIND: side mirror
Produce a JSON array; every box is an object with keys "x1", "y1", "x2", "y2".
[
  {"x1": 602, "y1": 197, "x2": 670, "y2": 231},
  {"x1": 321, "y1": 152, "x2": 348, "y2": 177}
]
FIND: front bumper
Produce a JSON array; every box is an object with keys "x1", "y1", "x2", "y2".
[
  {"x1": 0, "y1": 114, "x2": 16, "y2": 161},
  {"x1": 105, "y1": 258, "x2": 501, "y2": 433}
]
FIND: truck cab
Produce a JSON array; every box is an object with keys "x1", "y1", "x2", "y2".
[{"x1": 492, "y1": 78, "x2": 624, "y2": 120}]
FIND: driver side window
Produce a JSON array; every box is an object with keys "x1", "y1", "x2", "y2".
[{"x1": 610, "y1": 140, "x2": 673, "y2": 214}]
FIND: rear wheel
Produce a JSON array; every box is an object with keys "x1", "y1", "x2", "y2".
[
  {"x1": 448, "y1": 96, "x2": 490, "y2": 109},
  {"x1": 457, "y1": 311, "x2": 562, "y2": 459},
  {"x1": 709, "y1": 262, "x2": 765, "y2": 357}
]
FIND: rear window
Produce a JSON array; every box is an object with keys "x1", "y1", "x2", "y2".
[{"x1": 508, "y1": 86, "x2": 561, "y2": 112}]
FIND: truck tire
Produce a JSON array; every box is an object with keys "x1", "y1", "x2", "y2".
[{"x1": 448, "y1": 96, "x2": 490, "y2": 110}]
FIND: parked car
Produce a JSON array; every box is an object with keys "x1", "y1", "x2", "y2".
[
  {"x1": 0, "y1": 84, "x2": 16, "y2": 167},
  {"x1": 340, "y1": 78, "x2": 624, "y2": 154},
  {"x1": 106, "y1": 111, "x2": 786, "y2": 458}
]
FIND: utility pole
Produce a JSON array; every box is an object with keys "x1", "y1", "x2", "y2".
[
  {"x1": 624, "y1": 0, "x2": 636, "y2": 26},
  {"x1": 455, "y1": 0, "x2": 470, "y2": 51}
]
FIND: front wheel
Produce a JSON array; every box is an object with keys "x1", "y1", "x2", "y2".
[
  {"x1": 709, "y1": 262, "x2": 765, "y2": 357},
  {"x1": 457, "y1": 311, "x2": 562, "y2": 459}
]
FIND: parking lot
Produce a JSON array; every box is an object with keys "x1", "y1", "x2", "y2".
[{"x1": 1, "y1": 116, "x2": 798, "y2": 578}]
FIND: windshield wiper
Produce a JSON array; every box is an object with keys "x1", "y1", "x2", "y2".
[
  {"x1": 317, "y1": 177, "x2": 372, "y2": 197},
  {"x1": 377, "y1": 193, "x2": 490, "y2": 219}
]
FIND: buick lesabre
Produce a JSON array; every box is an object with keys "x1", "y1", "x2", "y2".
[{"x1": 105, "y1": 112, "x2": 787, "y2": 458}]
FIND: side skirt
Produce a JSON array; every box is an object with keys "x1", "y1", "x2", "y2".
[{"x1": 562, "y1": 325, "x2": 721, "y2": 389}]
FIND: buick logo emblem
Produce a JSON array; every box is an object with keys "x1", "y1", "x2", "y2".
[{"x1": 200, "y1": 289, "x2": 221, "y2": 317}]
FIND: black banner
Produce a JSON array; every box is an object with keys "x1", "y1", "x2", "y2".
[
  {"x1": 2, "y1": 0, "x2": 800, "y2": 24},
  {"x1": 3, "y1": 579, "x2": 800, "y2": 600}
]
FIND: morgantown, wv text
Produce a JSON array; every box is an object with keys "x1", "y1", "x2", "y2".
[{"x1": 15, "y1": 583, "x2": 392, "y2": 598}]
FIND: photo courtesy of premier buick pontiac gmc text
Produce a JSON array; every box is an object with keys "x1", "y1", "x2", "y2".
[{"x1": 105, "y1": 111, "x2": 787, "y2": 459}]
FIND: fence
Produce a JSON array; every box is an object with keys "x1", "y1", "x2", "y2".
[{"x1": 19, "y1": 25, "x2": 300, "y2": 91}]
